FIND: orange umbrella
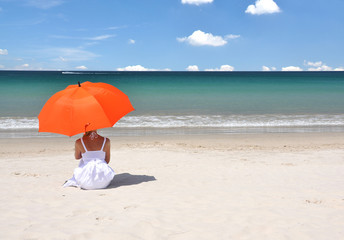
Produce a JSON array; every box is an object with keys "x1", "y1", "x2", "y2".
[{"x1": 38, "y1": 81, "x2": 134, "y2": 136}]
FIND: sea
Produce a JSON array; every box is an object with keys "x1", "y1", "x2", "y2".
[{"x1": 0, "y1": 70, "x2": 344, "y2": 138}]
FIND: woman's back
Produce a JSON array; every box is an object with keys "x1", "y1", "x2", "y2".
[
  {"x1": 80, "y1": 137, "x2": 106, "y2": 162},
  {"x1": 75, "y1": 131, "x2": 111, "y2": 164},
  {"x1": 81, "y1": 135, "x2": 105, "y2": 152}
]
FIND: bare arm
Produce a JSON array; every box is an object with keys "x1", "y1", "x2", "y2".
[
  {"x1": 104, "y1": 138, "x2": 111, "y2": 164},
  {"x1": 74, "y1": 139, "x2": 82, "y2": 160}
]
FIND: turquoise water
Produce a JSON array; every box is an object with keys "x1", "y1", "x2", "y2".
[{"x1": 0, "y1": 70, "x2": 344, "y2": 136}]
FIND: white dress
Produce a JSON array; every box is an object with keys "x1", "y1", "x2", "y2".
[{"x1": 63, "y1": 137, "x2": 115, "y2": 190}]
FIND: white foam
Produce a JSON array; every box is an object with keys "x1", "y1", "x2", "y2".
[
  {"x1": 116, "y1": 114, "x2": 344, "y2": 128},
  {"x1": 0, "y1": 117, "x2": 38, "y2": 129},
  {"x1": 1, "y1": 114, "x2": 344, "y2": 130}
]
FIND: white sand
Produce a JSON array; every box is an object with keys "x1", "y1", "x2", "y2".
[{"x1": 0, "y1": 133, "x2": 343, "y2": 240}]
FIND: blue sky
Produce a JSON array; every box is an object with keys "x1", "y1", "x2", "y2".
[{"x1": 0, "y1": 0, "x2": 343, "y2": 71}]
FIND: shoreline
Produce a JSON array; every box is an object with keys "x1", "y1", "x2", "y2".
[
  {"x1": 1, "y1": 125, "x2": 344, "y2": 139},
  {"x1": 1, "y1": 131, "x2": 344, "y2": 152},
  {"x1": 1, "y1": 132, "x2": 344, "y2": 159}
]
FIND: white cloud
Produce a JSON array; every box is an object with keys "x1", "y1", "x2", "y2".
[
  {"x1": 107, "y1": 26, "x2": 121, "y2": 30},
  {"x1": 304, "y1": 60, "x2": 332, "y2": 71},
  {"x1": 25, "y1": 0, "x2": 64, "y2": 9},
  {"x1": 0, "y1": 49, "x2": 8, "y2": 55},
  {"x1": 308, "y1": 65, "x2": 332, "y2": 71},
  {"x1": 48, "y1": 48, "x2": 98, "y2": 62},
  {"x1": 59, "y1": 56, "x2": 67, "y2": 62},
  {"x1": 51, "y1": 34, "x2": 114, "y2": 41},
  {"x1": 128, "y1": 39, "x2": 135, "y2": 44},
  {"x1": 117, "y1": 65, "x2": 171, "y2": 71},
  {"x1": 304, "y1": 61, "x2": 323, "y2": 67},
  {"x1": 87, "y1": 35, "x2": 114, "y2": 41},
  {"x1": 262, "y1": 66, "x2": 270, "y2": 71},
  {"x1": 281, "y1": 61, "x2": 344, "y2": 72},
  {"x1": 225, "y1": 34, "x2": 240, "y2": 40},
  {"x1": 117, "y1": 65, "x2": 149, "y2": 71},
  {"x1": 11, "y1": 63, "x2": 32, "y2": 70},
  {"x1": 282, "y1": 66, "x2": 303, "y2": 71},
  {"x1": 75, "y1": 65, "x2": 87, "y2": 70},
  {"x1": 205, "y1": 65, "x2": 234, "y2": 71},
  {"x1": 177, "y1": 30, "x2": 230, "y2": 47},
  {"x1": 308, "y1": 66, "x2": 328, "y2": 71},
  {"x1": 106, "y1": 25, "x2": 127, "y2": 30},
  {"x1": 246, "y1": 0, "x2": 281, "y2": 15},
  {"x1": 181, "y1": 0, "x2": 213, "y2": 6},
  {"x1": 186, "y1": 65, "x2": 199, "y2": 71},
  {"x1": 262, "y1": 66, "x2": 276, "y2": 71},
  {"x1": 0, "y1": 64, "x2": 4, "y2": 69}
]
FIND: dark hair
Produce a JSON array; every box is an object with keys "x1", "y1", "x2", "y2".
[{"x1": 84, "y1": 130, "x2": 97, "y2": 136}]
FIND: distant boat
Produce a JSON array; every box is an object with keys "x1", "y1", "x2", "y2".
[
  {"x1": 62, "y1": 71, "x2": 81, "y2": 74},
  {"x1": 61, "y1": 71, "x2": 119, "y2": 75}
]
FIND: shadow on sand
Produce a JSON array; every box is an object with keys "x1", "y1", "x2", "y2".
[{"x1": 108, "y1": 173, "x2": 156, "y2": 189}]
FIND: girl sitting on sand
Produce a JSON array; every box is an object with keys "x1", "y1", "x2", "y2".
[{"x1": 63, "y1": 130, "x2": 115, "y2": 190}]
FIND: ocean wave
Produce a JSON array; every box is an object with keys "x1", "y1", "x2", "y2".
[
  {"x1": 116, "y1": 115, "x2": 344, "y2": 128},
  {"x1": 1, "y1": 114, "x2": 344, "y2": 130},
  {"x1": 0, "y1": 117, "x2": 38, "y2": 129}
]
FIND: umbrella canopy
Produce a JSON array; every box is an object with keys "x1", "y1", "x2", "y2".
[{"x1": 38, "y1": 81, "x2": 134, "y2": 136}]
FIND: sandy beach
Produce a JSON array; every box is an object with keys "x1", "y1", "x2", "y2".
[{"x1": 1, "y1": 132, "x2": 343, "y2": 240}]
